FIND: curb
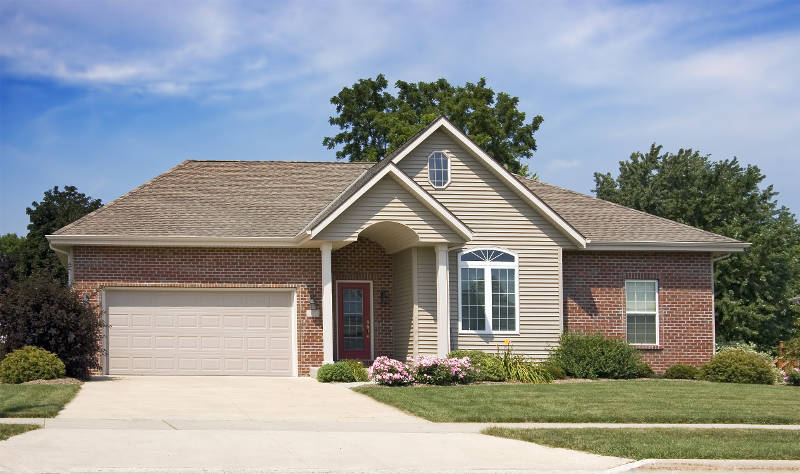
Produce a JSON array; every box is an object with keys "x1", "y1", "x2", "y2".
[{"x1": 609, "y1": 459, "x2": 800, "y2": 472}]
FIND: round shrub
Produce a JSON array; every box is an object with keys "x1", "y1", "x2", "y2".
[
  {"x1": 0, "y1": 276, "x2": 103, "y2": 379},
  {"x1": 0, "y1": 346, "x2": 65, "y2": 384},
  {"x1": 317, "y1": 360, "x2": 368, "y2": 383},
  {"x1": 539, "y1": 361, "x2": 567, "y2": 380},
  {"x1": 368, "y1": 356, "x2": 413, "y2": 386},
  {"x1": 701, "y1": 349, "x2": 775, "y2": 384},
  {"x1": 664, "y1": 364, "x2": 701, "y2": 380},
  {"x1": 410, "y1": 355, "x2": 475, "y2": 385},
  {"x1": 636, "y1": 362, "x2": 655, "y2": 378},
  {"x1": 547, "y1": 332, "x2": 644, "y2": 379},
  {"x1": 448, "y1": 350, "x2": 504, "y2": 381}
]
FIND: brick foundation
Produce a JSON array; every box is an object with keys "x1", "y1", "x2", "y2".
[
  {"x1": 332, "y1": 237, "x2": 393, "y2": 361},
  {"x1": 563, "y1": 251, "x2": 714, "y2": 372},
  {"x1": 72, "y1": 246, "x2": 323, "y2": 376}
]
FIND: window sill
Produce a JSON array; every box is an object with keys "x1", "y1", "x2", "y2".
[{"x1": 631, "y1": 344, "x2": 662, "y2": 350}]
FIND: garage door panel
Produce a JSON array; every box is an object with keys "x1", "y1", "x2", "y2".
[{"x1": 107, "y1": 290, "x2": 293, "y2": 376}]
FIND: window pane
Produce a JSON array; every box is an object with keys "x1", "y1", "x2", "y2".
[
  {"x1": 626, "y1": 313, "x2": 656, "y2": 344},
  {"x1": 491, "y1": 268, "x2": 516, "y2": 332},
  {"x1": 460, "y1": 250, "x2": 515, "y2": 262},
  {"x1": 460, "y1": 267, "x2": 485, "y2": 331},
  {"x1": 626, "y1": 281, "x2": 656, "y2": 312},
  {"x1": 342, "y1": 289, "x2": 364, "y2": 350}
]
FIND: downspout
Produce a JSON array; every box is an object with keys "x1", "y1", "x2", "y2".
[{"x1": 710, "y1": 253, "x2": 732, "y2": 354}]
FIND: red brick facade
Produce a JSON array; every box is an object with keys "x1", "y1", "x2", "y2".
[
  {"x1": 563, "y1": 251, "x2": 715, "y2": 372},
  {"x1": 332, "y1": 237, "x2": 393, "y2": 361},
  {"x1": 72, "y1": 246, "x2": 323, "y2": 376}
]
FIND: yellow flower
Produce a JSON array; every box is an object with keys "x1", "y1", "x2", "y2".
[{"x1": 503, "y1": 339, "x2": 510, "y2": 345}]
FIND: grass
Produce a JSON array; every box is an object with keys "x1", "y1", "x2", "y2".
[
  {"x1": 0, "y1": 424, "x2": 40, "y2": 441},
  {"x1": 483, "y1": 427, "x2": 800, "y2": 460},
  {"x1": 0, "y1": 385, "x2": 80, "y2": 417},
  {"x1": 353, "y1": 380, "x2": 800, "y2": 423}
]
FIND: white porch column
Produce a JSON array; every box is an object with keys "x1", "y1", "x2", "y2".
[
  {"x1": 321, "y1": 241, "x2": 334, "y2": 364},
  {"x1": 436, "y1": 244, "x2": 451, "y2": 357}
]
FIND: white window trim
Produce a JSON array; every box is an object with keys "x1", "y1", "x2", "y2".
[
  {"x1": 457, "y1": 247, "x2": 520, "y2": 335},
  {"x1": 625, "y1": 279, "x2": 659, "y2": 346},
  {"x1": 427, "y1": 151, "x2": 451, "y2": 189}
]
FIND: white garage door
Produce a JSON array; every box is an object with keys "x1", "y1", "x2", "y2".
[{"x1": 106, "y1": 290, "x2": 294, "y2": 376}]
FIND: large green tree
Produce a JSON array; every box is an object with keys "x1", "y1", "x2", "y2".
[
  {"x1": 594, "y1": 144, "x2": 800, "y2": 349},
  {"x1": 17, "y1": 186, "x2": 102, "y2": 284},
  {"x1": 323, "y1": 75, "x2": 544, "y2": 175}
]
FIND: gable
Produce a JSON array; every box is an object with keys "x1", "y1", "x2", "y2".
[
  {"x1": 314, "y1": 174, "x2": 463, "y2": 248},
  {"x1": 395, "y1": 129, "x2": 575, "y2": 248}
]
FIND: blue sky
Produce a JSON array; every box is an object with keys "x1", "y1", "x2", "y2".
[{"x1": 2, "y1": 0, "x2": 799, "y2": 236}]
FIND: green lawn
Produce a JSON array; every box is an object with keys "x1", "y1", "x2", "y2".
[
  {"x1": 483, "y1": 427, "x2": 800, "y2": 460},
  {"x1": 0, "y1": 385, "x2": 80, "y2": 418},
  {"x1": 0, "y1": 424, "x2": 39, "y2": 441},
  {"x1": 353, "y1": 380, "x2": 800, "y2": 423}
]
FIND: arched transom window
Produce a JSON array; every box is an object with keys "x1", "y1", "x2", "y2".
[
  {"x1": 427, "y1": 151, "x2": 450, "y2": 188},
  {"x1": 458, "y1": 248, "x2": 519, "y2": 334}
]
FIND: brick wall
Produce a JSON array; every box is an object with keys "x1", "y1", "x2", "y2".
[
  {"x1": 72, "y1": 246, "x2": 323, "y2": 376},
  {"x1": 563, "y1": 251, "x2": 714, "y2": 372},
  {"x1": 332, "y1": 237, "x2": 393, "y2": 361}
]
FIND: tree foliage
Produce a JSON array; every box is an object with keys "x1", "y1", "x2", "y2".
[
  {"x1": 323, "y1": 74, "x2": 543, "y2": 175},
  {"x1": 16, "y1": 186, "x2": 102, "y2": 285},
  {"x1": 594, "y1": 144, "x2": 800, "y2": 349}
]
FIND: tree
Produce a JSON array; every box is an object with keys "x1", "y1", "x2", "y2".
[
  {"x1": 0, "y1": 234, "x2": 25, "y2": 291},
  {"x1": 594, "y1": 144, "x2": 800, "y2": 350},
  {"x1": 17, "y1": 186, "x2": 102, "y2": 284},
  {"x1": 323, "y1": 75, "x2": 544, "y2": 175},
  {"x1": 0, "y1": 276, "x2": 104, "y2": 379}
]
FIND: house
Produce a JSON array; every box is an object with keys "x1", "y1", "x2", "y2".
[{"x1": 47, "y1": 117, "x2": 749, "y2": 376}]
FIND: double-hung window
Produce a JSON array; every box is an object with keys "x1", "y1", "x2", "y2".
[
  {"x1": 625, "y1": 280, "x2": 658, "y2": 345},
  {"x1": 458, "y1": 248, "x2": 518, "y2": 334}
]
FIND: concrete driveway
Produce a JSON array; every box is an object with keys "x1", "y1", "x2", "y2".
[{"x1": 0, "y1": 376, "x2": 629, "y2": 472}]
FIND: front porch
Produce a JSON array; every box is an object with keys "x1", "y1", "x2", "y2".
[{"x1": 320, "y1": 231, "x2": 454, "y2": 365}]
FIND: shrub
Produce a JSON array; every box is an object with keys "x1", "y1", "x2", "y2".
[
  {"x1": 497, "y1": 342, "x2": 553, "y2": 383},
  {"x1": 0, "y1": 277, "x2": 103, "y2": 379},
  {"x1": 368, "y1": 356, "x2": 413, "y2": 386},
  {"x1": 701, "y1": 348, "x2": 776, "y2": 384},
  {"x1": 539, "y1": 361, "x2": 567, "y2": 380},
  {"x1": 663, "y1": 364, "x2": 701, "y2": 380},
  {"x1": 0, "y1": 346, "x2": 65, "y2": 384},
  {"x1": 636, "y1": 362, "x2": 655, "y2": 378},
  {"x1": 546, "y1": 332, "x2": 644, "y2": 379},
  {"x1": 317, "y1": 360, "x2": 368, "y2": 383},
  {"x1": 409, "y1": 355, "x2": 475, "y2": 385},
  {"x1": 448, "y1": 350, "x2": 504, "y2": 382},
  {"x1": 785, "y1": 368, "x2": 800, "y2": 386}
]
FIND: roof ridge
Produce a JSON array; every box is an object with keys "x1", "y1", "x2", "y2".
[
  {"x1": 53, "y1": 160, "x2": 193, "y2": 235},
  {"x1": 185, "y1": 159, "x2": 372, "y2": 165},
  {"x1": 518, "y1": 175, "x2": 741, "y2": 243}
]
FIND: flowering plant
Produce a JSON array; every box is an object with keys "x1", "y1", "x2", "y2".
[
  {"x1": 783, "y1": 367, "x2": 800, "y2": 386},
  {"x1": 368, "y1": 356, "x2": 413, "y2": 386},
  {"x1": 409, "y1": 355, "x2": 475, "y2": 385}
]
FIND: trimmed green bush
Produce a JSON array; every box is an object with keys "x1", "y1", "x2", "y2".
[
  {"x1": 539, "y1": 361, "x2": 567, "y2": 380},
  {"x1": 448, "y1": 350, "x2": 504, "y2": 382},
  {"x1": 547, "y1": 332, "x2": 644, "y2": 379},
  {"x1": 317, "y1": 360, "x2": 368, "y2": 383},
  {"x1": 636, "y1": 362, "x2": 655, "y2": 378},
  {"x1": 664, "y1": 364, "x2": 701, "y2": 380},
  {"x1": 0, "y1": 346, "x2": 66, "y2": 384},
  {"x1": 701, "y1": 349, "x2": 775, "y2": 384}
]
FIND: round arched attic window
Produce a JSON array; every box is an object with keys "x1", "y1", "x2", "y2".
[{"x1": 427, "y1": 151, "x2": 450, "y2": 188}]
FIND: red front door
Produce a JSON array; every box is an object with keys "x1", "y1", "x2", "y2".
[{"x1": 337, "y1": 282, "x2": 371, "y2": 360}]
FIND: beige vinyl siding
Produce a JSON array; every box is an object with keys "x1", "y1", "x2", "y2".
[
  {"x1": 416, "y1": 247, "x2": 438, "y2": 355},
  {"x1": 316, "y1": 175, "x2": 459, "y2": 244},
  {"x1": 391, "y1": 248, "x2": 414, "y2": 358},
  {"x1": 397, "y1": 129, "x2": 570, "y2": 360}
]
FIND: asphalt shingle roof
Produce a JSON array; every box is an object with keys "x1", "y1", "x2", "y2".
[
  {"x1": 518, "y1": 176, "x2": 742, "y2": 244},
  {"x1": 55, "y1": 160, "x2": 372, "y2": 238}
]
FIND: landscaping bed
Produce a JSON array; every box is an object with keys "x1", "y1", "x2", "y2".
[
  {"x1": 353, "y1": 379, "x2": 800, "y2": 423},
  {"x1": 483, "y1": 427, "x2": 800, "y2": 460},
  {"x1": 0, "y1": 384, "x2": 80, "y2": 417}
]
